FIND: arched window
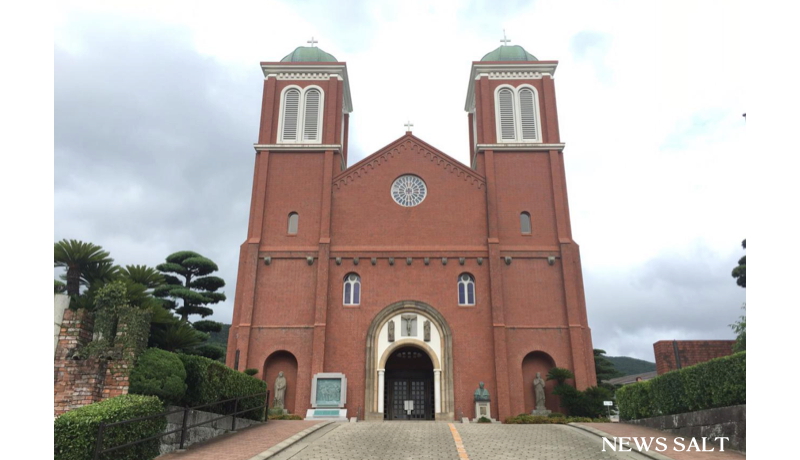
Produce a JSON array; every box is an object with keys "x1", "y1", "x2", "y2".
[
  {"x1": 343, "y1": 273, "x2": 361, "y2": 305},
  {"x1": 279, "y1": 86, "x2": 324, "y2": 143},
  {"x1": 518, "y1": 88, "x2": 538, "y2": 141},
  {"x1": 281, "y1": 88, "x2": 300, "y2": 142},
  {"x1": 520, "y1": 212, "x2": 531, "y2": 234},
  {"x1": 302, "y1": 88, "x2": 321, "y2": 141},
  {"x1": 287, "y1": 212, "x2": 299, "y2": 235},
  {"x1": 497, "y1": 88, "x2": 516, "y2": 141},
  {"x1": 495, "y1": 85, "x2": 541, "y2": 143},
  {"x1": 458, "y1": 273, "x2": 475, "y2": 306}
]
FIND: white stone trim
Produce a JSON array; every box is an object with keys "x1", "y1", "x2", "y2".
[
  {"x1": 253, "y1": 144, "x2": 342, "y2": 152},
  {"x1": 464, "y1": 61, "x2": 558, "y2": 111},
  {"x1": 377, "y1": 370, "x2": 385, "y2": 413},
  {"x1": 476, "y1": 143, "x2": 565, "y2": 152},
  {"x1": 261, "y1": 63, "x2": 353, "y2": 113}
]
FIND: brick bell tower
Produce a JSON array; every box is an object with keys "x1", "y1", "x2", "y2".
[
  {"x1": 227, "y1": 42, "x2": 353, "y2": 407},
  {"x1": 464, "y1": 39, "x2": 597, "y2": 399}
]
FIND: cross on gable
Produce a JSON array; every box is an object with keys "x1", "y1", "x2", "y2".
[
  {"x1": 404, "y1": 120, "x2": 414, "y2": 132},
  {"x1": 500, "y1": 30, "x2": 511, "y2": 46},
  {"x1": 307, "y1": 37, "x2": 318, "y2": 47}
]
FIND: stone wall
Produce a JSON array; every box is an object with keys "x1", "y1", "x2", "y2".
[
  {"x1": 159, "y1": 407, "x2": 261, "y2": 454},
  {"x1": 625, "y1": 405, "x2": 745, "y2": 452},
  {"x1": 653, "y1": 340, "x2": 736, "y2": 375},
  {"x1": 54, "y1": 309, "x2": 138, "y2": 416}
]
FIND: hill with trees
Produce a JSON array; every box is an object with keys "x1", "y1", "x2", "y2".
[{"x1": 606, "y1": 356, "x2": 656, "y2": 375}]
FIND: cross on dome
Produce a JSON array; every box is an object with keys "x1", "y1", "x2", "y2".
[
  {"x1": 404, "y1": 120, "x2": 414, "y2": 132},
  {"x1": 500, "y1": 30, "x2": 511, "y2": 46},
  {"x1": 307, "y1": 37, "x2": 318, "y2": 47}
]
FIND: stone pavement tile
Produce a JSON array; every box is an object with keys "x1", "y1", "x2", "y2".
[
  {"x1": 278, "y1": 421, "x2": 460, "y2": 460},
  {"x1": 577, "y1": 423, "x2": 745, "y2": 460},
  {"x1": 156, "y1": 420, "x2": 321, "y2": 460},
  {"x1": 457, "y1": 423, "x2": 649, "y2": 460}
]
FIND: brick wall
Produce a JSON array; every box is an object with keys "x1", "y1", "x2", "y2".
[
  {"x1": 53, "y1": 309, "x2": 138, "y2": 416},
  {"x1": 653, "y1": 340, "x2": 736, "y2": 375}
]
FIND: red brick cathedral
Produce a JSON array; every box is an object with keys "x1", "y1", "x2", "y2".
[{"x1": 227, "y1": 42, "x2": 597, "y2": 422}]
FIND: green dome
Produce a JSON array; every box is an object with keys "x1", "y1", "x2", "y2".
[
  {"x1": 480, "y1": 45, "x2": 537, "y2": 62},
  {"x1": 280, "y1": 46, "x2": 338, "y2": 63}
]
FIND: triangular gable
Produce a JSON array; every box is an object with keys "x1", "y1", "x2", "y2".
[{"x1": 333, "y1": 134, "x2": 486, "y2": 190}]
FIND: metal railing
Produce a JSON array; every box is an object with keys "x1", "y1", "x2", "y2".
[{"x1": 93, "y1": 391, "x2": 269, "y2": 460}]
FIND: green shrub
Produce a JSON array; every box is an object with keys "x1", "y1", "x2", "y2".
[
  {"x1": 617, "y1": 352, "x2": 745, "y2": 420},
  {"x1": 477, "y1": 416, "x2": 491, "y2": 423},
  {"x1": 551, "y1": 384, "x2": 610, "y2": 418},
  {"x1": 503, "y1": 414, "x2": 595, "y2": 424},
  {"x1": 54, "y1": 394, "x2": 165, "y2": 460},
  {"x1": 129, "y1": 348, "x2": 187, "y2": 405},
  {"x1": 547, "y1": 412, "x2": 565, "y2": 418},
  {"x1": 244, "y1": 368, "x2": 259, "y2": 376},
  {"x1": 268, "y1": 414, "x2": 303, "y2": 420},
  {"x1": 178, "y1": 353, "x2": 267, "y2": 421}
]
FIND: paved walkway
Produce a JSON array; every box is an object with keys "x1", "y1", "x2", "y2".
[
  {"x1": 576, "y1": 423, "x2": 745, "y2": 460},
  {"x1": 268, "y1": 422, "x2": 650, "y2": 460},
  {"x1": 157, "y1": 420, "x2": 321, "y2": 460},
  {"x1": 155, "y1": 421, "x2": 746, "y2": 460}
]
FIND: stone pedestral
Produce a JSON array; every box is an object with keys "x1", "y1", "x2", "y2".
[
  {"x1": 531, "y1": 409, "x2": 552, "y2": 416},
  {"x1": 473, "y1": 401, "x2": 496, "y2": 422}
]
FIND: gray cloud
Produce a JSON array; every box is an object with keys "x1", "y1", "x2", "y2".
[{"x1": 55, "y1": 13, "x2": 260, "y2": 323}]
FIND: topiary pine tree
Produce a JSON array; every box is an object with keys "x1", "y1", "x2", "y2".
[{"x1": 153, "y1": 251, "x2": 226, "y2": 321}]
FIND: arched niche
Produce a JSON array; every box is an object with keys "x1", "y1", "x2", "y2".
[
  {"x1": 263, "y1": 350, "x2": 298, "y2": 414},
  {"x1": 364, "y1": 300, "x2": 454, "y2": 421},
  {"x1": 521, "y1": 351, "x2": 558, "y2": 413}
]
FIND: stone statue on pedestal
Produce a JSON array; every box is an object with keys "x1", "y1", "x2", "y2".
[
  {"x1": 472, "y1": 382, "x2": 494, "y2": 422},
  {"x1": 531, "y1": 372, "x2": 550, "y2": 415},
  {"x1": 273, "y1": 371, "x2": 287, "y2": 410}
]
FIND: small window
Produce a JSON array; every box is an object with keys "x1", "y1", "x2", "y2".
[
  {"x1": 520, "y1": 212, "x2": 531, "y2": 234},
  {"x1": 343, "y1": 273, "x2": 361, "y2": 305},
  {"x1": 458, "y1": 274, "x2": 475, "y2": 306},
  {"x1": 287, "y1": 212, "x2": 299, "y2": 235}
]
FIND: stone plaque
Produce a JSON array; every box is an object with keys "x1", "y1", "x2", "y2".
[{"x1": 316, "y1": 378, "x2": 342, "y2": 406}]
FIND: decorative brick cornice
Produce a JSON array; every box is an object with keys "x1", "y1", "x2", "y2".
[{"x1": 333, "y1": 136, "x2": 485, "y2": 191}]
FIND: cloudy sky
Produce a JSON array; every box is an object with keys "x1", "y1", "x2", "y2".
[{"x1": 54, "y1": 0, "x2": 747, "y2": 362}]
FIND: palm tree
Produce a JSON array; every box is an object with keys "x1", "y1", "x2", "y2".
[
  {"x1": 54, "y1": 239, "x2": 113, "y2": 297},
  {"x1": 119, "y1": 265, "x2": 165, "y2": 289}
]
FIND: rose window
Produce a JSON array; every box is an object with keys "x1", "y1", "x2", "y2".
[{"x1": 391, "y1": 175, "x2": 427, "y2": 207}]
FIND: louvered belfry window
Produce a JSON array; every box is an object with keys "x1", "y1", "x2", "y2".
[
  {"x1": 495, "y1": 85, "x2": 541, "y2": 143},
  {"x1": 498, "y1": 88, "x2": 516, "y2": 141},
  {"x1": 281, "y1": 89, "x2": 300, "y2": 141},
  {"x1": 280, "y1": 87, "x2": 323, "y2": 143},
  {"x1": 518, "y1": 88, "x2": 538, "y2": 141},
  {"x1": 303, "y1": 89, "x2": 321, "y2": 141}
]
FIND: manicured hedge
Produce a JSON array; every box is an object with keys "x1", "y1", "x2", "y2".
[
  {"x1": 129, "y1": 348, "x2": 187, "y2": 405},
  {"x1": 54, "y1": 394, "x2": 165, "y2": 460},
  {"x1": 178, "y1": 353, "x2": 267, "y2": 421},
  {"x1": 504, "y1": 414, "x2": 605, "y2": 424},
  {"x1": 617, "y1": 351, "x2": 745, "y2": 420}
]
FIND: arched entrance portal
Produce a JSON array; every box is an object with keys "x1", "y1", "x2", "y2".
[
  {"x1": 364, "y1": 300, "x2": 455, "y2": 421},
  {"x1": 384, "y1": 346, "x2": 434, "y2": 420}
]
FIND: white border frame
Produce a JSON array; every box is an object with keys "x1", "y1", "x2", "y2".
[
  {"x1": 310, "y1": 372, "x2": 348, "y2": 408},
  {"x1": 457, "y1": 273, "x2": 476, "y2": 306},
  {"x1": 277, "y1": 84, "x2": 325, "y2": 144},
  {"x1": 343, "y1": 272, "x2": 361, "y2": 306},
  {"x1": 493, "y1": 84, "x2": 543, "y2": 144}
]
